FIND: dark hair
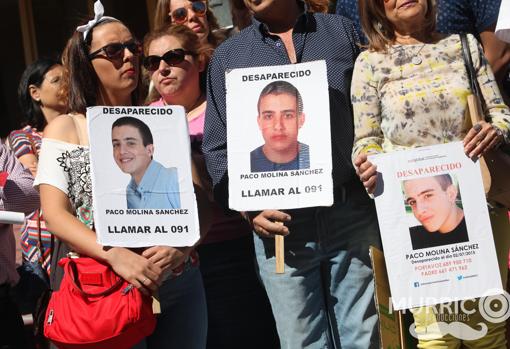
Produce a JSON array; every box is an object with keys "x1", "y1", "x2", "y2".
[
  {"x1": 433, "y1": 174, "x2": 454, "y2": 191},
  {"x1": 404, "y1": 174, "x2": 454, "y2": 193},
  {"x1": 112, "y1": 116, "x2": 153, "y2": 146},
  {"x1": 153, "y1": 0, "x2": 223, "y2": 48},
  {"x1": 257, "y1": 80, "x2": 304, "y2": 114},
  {"x1": 61, "y1": 19, "x2": 145, "y2": 114},
  {"x1": 17, "y1": 57, "x2": 62, "y2": 129},
  {"x1": 359, "y1": 0, "x2": 437, "y2": 52}
]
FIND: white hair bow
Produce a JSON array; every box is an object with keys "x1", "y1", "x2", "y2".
[{"x1": 76, "y1": 0, "x2": 118, "y2": 40}]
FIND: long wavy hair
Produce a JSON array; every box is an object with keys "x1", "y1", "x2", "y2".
[{"x1": 60, "y1": 19, "x2": 145, "y2": 114}]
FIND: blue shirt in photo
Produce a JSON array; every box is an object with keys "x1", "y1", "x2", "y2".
[{"x1": 126, "y1": 160, "x2": 181, "y2": 209}]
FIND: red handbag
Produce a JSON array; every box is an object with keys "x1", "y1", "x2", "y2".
[{"x1": 44, "y1": 256, "x2": 156, "y2": 349}]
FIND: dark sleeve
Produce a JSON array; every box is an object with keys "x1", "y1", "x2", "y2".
[
  {"x1": 471, "y1": 0, "x2": 501, "y2": 32},
  {"x1": 340, "y1": 16, "x2": 361, "y2": 62},
  {"x1": 0, "y1": 145, "x2": 39, "y2": 213},
  {"x1": 335, "y1": 0, "x2": 367, "y2": 45},
  {"x1": 203, "y1": 49, "x2": 230, "y2": 208}
]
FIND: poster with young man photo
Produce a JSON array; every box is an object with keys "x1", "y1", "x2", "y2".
[
  {"x1": 368, "y1": 142, "x2": 501, "y2": 310},
  {"x1": 226, "y1": 61, "x2": 333, "y2": 211},
  {"x1": 402, "y1": 173, "x2": 468, "y2": 250},
  {"x1": 87, "y1": 106, "x2": 199, "y2": 248}
]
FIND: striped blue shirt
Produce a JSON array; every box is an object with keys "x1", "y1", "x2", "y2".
[{"x1": 203, "y1": 11, "x2": 360, "y2": 206}]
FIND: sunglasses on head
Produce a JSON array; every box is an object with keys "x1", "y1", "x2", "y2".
[
  {"x1": 143, "y1": 49, "x2": 195, "y2": 71},
  {"x1": 170, "y1": 1, "x2": 207, "y2": 24},
  {"x1": 89, "y1": 40, "x2": 142, "y2": 60}
]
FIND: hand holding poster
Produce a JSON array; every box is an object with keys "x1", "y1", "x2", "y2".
[
  {"x1": 369, "y1": 142, "x2": 502, "y2": 310},
  {"x1": 226, "y1": 61, "x2": 333, "y2": 211},
  {"x1": 87, "y1": 106, "x2": 199, "y2": 247}
]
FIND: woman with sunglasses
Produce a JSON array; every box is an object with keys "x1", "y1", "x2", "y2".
[
  {"x1": 144, "y1": 25, "x2": 279, "y2": 348},
  {"x1": 154, "y1": 0, "x2": 223, "y2": 47},
  {"x1": 35, "y1": 3, "x2": 209, "y2": 348}
]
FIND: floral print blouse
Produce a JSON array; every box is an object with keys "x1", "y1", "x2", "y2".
[{"x1": 351, "y1": 34, "x2": 510, "y2": 159}]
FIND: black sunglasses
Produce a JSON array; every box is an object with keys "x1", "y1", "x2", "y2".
[
  {"x1": 89, "y1": 41, "x2": 142, "y2": 60},
  {"x1": 170, "y1": 1, "x2": 207, "y2": 24},
  {"x1": 143, "y1": 49, "x2": 195, "y2": 71}
]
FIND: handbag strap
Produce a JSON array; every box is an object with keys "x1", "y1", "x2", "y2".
[
  {"x1": 460, "y1": 33, "x2": 485, "y2": 124},
  {"x1": 65, "y1": 258, "x2": 124, "y2": 298}
]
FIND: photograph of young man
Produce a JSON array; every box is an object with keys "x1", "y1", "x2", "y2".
[
  {"x1": 403, "y1": 174, "x2": 467, "y2": 250},
  {"x1": 111, "y1": 116, "x2": 181, "y2": 209},
  {"x1": 250, "y1": 80, "x2": 309, "y2": 172}
]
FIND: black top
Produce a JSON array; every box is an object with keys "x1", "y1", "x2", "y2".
[{"x1": 410, "y1": 217, "x2": 468, "y2": 250}]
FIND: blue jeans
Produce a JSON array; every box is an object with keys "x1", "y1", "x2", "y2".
[
  {"x1": 254, "y1": 181, "x2": 382, "y2": 349},
  {"x1": 135, "y1": 265, "x2": 207, "y2": 349}
]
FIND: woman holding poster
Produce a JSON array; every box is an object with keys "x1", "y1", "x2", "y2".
[
  {"x1": 144, "y1": 24, "x2": 279, "y2": 348},
  {"x1": 352, "y1": 0, "x2": 510, "y2": 347},
  {"x1": 34, "y1": 2, "x2": 208, "y2": 348}
]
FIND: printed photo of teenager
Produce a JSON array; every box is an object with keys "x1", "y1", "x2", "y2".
[
  {"x1": 111, "y1": 116, "x2": 181, "y2": 209},
  {"x1": 402, "y1": 174, "x2": 468, "y2": 250},
  {"x1": 250, "y1": 80, "x2": 309, "y2": 173}
]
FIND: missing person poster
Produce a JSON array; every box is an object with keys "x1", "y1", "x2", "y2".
[
  {"x1": 87, "y1": 106, "x2": 199, "y2": 247},
  {"x1": 369, "y1": 142, "x2": 502, "y2": 310},
  {"x1": 226, "y1": 61, "x2": 333, "y2": 211}
]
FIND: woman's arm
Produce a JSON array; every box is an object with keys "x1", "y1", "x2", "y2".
[
  {"x1": 351, "y1": 51, "x2": 384, "y2": 160},
  {"x1": 18, "y1": 154, "x2": 38, "y2": 177},
  {"x1": 40, "y1": 115, "x2": 162, "y2": 293},
  {"x1": 479, "y1": 25, "x2": 510, "y2": 87},
  {"x1": 351, "y1": 51, "x2": 384, "y2": 192},
  {"x1": 463, "y1": 34, "x2": 510, "y2": 158},
  {"x1": 8, "y1": 129, "x2": 38, "y2": 176},
  {"x1": 0, "y1": 144, "x2": 39, "y2": 214}
]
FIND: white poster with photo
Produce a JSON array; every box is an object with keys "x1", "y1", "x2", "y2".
[
  {"x1": 87, "y1": 106, "x2": 199, "y2": 247},
  {"x1": 496, "y1": 0, "x2": 510, "y2": 43},
  {"x1": 369, "y1": 142, "x2": 502, "y2": 310},
  {"x1": 226, "y1": 61, "x2": 333, "y2": 211}
]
